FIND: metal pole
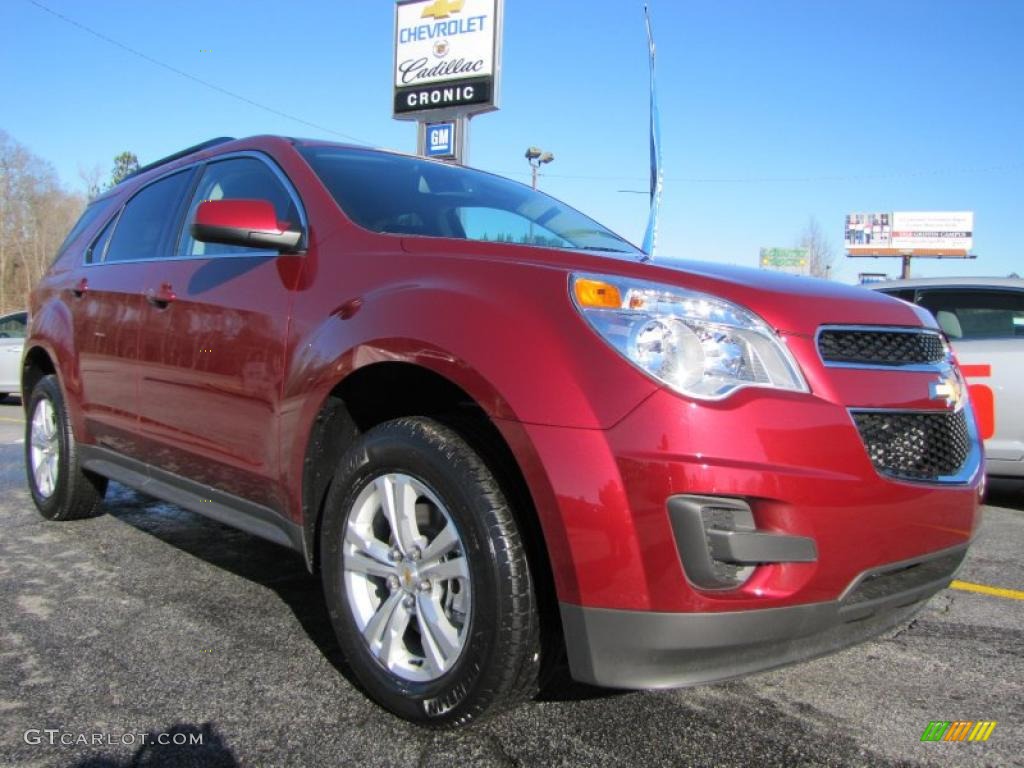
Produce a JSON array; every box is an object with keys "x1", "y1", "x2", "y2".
[
  {"x1": 416, "y1": 121, "x2": 426, "y2": 157},
  {"x1": 901, "y1": 254, "x2": 912, "y2": 279},
  {"x1": 454, "y1": 115, "x2": 470, "y2": 165},
  {"x1": 528, "y1": 160, "x2": 536, "y2": 241}
]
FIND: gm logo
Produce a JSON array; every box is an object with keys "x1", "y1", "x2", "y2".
[{"x1": 425, "y1": 122, "x2": 456, "y2": 158}]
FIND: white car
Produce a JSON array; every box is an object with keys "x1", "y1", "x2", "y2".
[
  {"x1": 0, "y1": 310, "x2": 27, "y2": 400},
  {"x1": 870, "y1": 277, "x2": 1024, "y2": 478}
]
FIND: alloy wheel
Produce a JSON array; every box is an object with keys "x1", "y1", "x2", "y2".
[
  {"x1": 342, "y1": 472, "x2": 471, "y2": 682},
  {"x1": 29, "y1": 397, "x2": 59, "y2": 498}
]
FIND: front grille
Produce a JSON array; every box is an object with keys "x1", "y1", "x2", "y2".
[
  {"x1": 852, "y1": 409, "x2": 971, "y2": 481},
  {"x1": 819, "y1": 328, "x2": 946, "y2": 366}
]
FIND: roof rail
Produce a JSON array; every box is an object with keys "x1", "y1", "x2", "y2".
[{"x1": 123, "y1": 137, "x2": 236, "y2": 182}]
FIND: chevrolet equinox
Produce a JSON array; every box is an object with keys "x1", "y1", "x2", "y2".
[{"x1": 23, "y1": 136, "x2": 982, "y2": 726}]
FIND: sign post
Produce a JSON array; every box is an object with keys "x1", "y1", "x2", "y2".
[{"x1": 394, "y1": 0, "x2": 503, "y2": 164}]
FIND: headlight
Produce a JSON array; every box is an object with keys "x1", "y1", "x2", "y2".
[{"x1": 571, "y1": 273, "x2": 809, "y2": 400}]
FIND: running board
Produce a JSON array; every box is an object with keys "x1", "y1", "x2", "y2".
[{"x1": 80, "y1": 445, "x2": 303, "y2": 552}]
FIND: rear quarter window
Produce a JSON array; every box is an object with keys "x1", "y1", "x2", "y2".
[{"x1": 53, "y1": 198, "x2": 115, "y2": 263}]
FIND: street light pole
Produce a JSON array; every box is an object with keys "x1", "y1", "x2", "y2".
[
  {"x1": 524, "y1": 146, "x2": 554, "y2": 190},
  {"x1": 524, "y1": 147, "x2": 554, "y2": 243}
]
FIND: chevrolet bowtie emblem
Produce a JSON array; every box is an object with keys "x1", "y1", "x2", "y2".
[
  {"x1": 421, "y1": 0, "x2": 465, "y2": 19},
  {"x1": 929, "y1": 371, "x2": 964, "y2": 410}
]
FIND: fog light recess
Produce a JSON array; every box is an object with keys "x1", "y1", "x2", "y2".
[
  {"x1": 700, "y1": 504, "x2": 757, "y2": 588},
  {"x1": 667, "y1": 495, "x2": 817, "y2": 591}
]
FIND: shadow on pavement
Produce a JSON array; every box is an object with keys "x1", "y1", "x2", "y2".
[
  {"x1": 102, "y1": 484, "x2": 625, "y2": 708},
  {"x1": 70, "y1": 722, "x2": 236, "y2": 768},
  {"x1": 103, "y1": 487, "x2": 363, "y2": 694},
  {"x1": 535, "y1": 665, "x2": 629, "y2": 703},
  {"x1": 985, "y1": 478, "x2": 1024, "y2": 511}
]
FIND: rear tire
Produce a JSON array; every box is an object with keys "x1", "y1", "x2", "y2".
[
  {"x1": 26, "y1": 375, "x2": 107, "y2": 521},
  {"x1": 321, "y1": 417, "x2": 540, "y2": 727}
]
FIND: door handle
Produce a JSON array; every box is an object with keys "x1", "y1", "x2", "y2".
[
  {"x1": 145, "y1": 283, "x2": 176, "y2": 310},
  {"x1": 71, "y1": 278, "x2": 88, "y2": 298}
]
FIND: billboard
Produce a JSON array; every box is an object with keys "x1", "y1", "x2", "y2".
[
  {"x1": 394, "y1": 0, "x2": 502, "y2": 118},
  {"x1": 759, "y1": 247, "x2": 810, "y2": 276},
  {"x1": 844, "y1": 213, "x2": 891, "y2": 250},
  {"x1": 845, "y1": 211, "x2": 973, "y2": 254},
  {"x1": 892, "y1": 211, "x2": 974, "y2": 251}
]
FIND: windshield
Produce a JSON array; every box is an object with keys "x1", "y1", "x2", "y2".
[{"x1": 298, "y1": 146, "x2": 638, "y2": 255}]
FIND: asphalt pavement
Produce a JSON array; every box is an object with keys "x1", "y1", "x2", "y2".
[{"x1": 0, "y1": 396, "x2": 1021, "y2": 768}]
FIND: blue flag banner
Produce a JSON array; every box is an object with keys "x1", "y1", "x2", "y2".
[{"x1": 641, "y1": 4, "x2": 663, "y2": 257}]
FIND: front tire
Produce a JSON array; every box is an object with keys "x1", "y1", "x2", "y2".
[
  {"x1": 26, "y1": 375, "x2": 107, "y2": 520},
  {"x1": 321, "y1": 417, "x2": 540, "y2": 727}
]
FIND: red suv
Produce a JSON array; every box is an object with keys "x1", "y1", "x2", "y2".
[{"x1": 24, "y1": 136, "x2": 982, "y2": 726}]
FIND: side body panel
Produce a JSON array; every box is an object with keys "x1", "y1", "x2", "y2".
[
  {"x1": 73, "y1": 262, "x2": 149, "y2": 454},
  {"x1": 133, "y1": 253, "x2": 297, "y2": 510}
]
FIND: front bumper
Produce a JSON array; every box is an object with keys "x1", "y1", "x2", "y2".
[
  {"x1": 511, "y1": 386, "x2": 982, "y2": 614},
  {"x1": 561, "y1": 543, "x2": 967, "y2": 688}
]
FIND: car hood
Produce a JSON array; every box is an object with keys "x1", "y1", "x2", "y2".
[
  {"x1": 399, "y1": 238, "x2": 936, "y2": 337},
  {"x1": 639, "y1": 257, "x2": 936, "y2": 336}
]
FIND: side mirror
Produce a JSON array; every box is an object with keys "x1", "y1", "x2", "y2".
[{"x1": 191, "y1": 199, "x2": 304, "y2": 253}]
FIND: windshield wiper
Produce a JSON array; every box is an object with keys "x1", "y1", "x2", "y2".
[{"x1": 582, "y1": 246, "x2": 634, "y2": 254}]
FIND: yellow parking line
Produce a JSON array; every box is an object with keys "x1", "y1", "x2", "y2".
[
  {"x1": 0, "y1": 417, "x2": 23, "y2": 424},
  {"x1": 950, "y1": 580, "x2": 1024, "y2": 601}
]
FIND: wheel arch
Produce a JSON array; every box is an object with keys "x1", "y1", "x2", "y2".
[
  {"x1": 21, "y1": 344, "x2": 57, "y2": 405},
  {"x1": 22, "y1": 297, "x2": 81, "y2": 421},
  {"x1": 300, "y1": 358, "x2": 570, "y2": 656}
]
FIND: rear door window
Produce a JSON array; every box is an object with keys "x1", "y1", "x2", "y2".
[
  {"x1": 916, "y1": 289, "x2": 1024, "y2": 339},
  {"x1": 103, "y1": 170, "x2": 194, "y2": 263}
]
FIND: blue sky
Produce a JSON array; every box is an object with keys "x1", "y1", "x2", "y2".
[{"x1": 4, "y1": 0, "x2": 1021, "y2": 282}]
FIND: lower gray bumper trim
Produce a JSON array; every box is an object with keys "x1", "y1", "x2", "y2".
[
  {"x1": 561, "y1": 599, "x2": 923, "y2": 690},
  {"x1": 561, "y1": 544, "x2": 967, "y2": 689}
]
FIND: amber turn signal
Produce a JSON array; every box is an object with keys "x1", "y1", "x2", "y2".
[{"x1": 574, "y1": 278, "x2": 622, "y2": 309}]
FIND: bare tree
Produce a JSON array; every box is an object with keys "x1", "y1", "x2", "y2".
[
  {"x1": 79, "y1": 163, "x2": 103, "y2": 200},
  {"x1": 799, "y1": 215, "x2": 836, "y2": 279},
  {"x1": 0, "y1": 131, "x2": 84, "y2": 314}
]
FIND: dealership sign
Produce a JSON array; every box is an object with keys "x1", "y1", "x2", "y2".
[
  {"x1": 425, "y1": 121, "x2": 457, "y2": 158},
  {"x1": 394, "y1": 0, "x2": 502, "y2": 118},
  {"x1": 845, "y1": 211, "x2": 973, "y2": 254},
  {"x1": 759, "y1": 247, "x2": 810, "y2": 276}
]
